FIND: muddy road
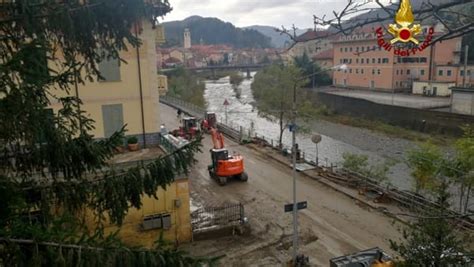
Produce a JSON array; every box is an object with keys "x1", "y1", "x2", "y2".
[{"x1": 160, "y1": 103, "x2": 401, "y2": 266}]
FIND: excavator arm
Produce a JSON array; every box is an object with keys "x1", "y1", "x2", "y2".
[{"x1": 210, "y1": 127, "x2": 225, "y2": 149}]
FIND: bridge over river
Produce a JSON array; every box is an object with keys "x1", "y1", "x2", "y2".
[{"x1": 161, "y1": 64, "x2": 269, "y2": 78}]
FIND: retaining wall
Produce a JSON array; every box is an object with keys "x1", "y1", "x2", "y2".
[{"x1": 315, "y1": 92, "x2": 474, "y2": 136}]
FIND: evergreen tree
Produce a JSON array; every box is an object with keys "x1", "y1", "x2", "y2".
[
  {"x1": 390, "y1": 181, "x2": 471, "y2": 266},
  {"x1": 0, "y1": 1, "x2": 207, "y2": 265}
]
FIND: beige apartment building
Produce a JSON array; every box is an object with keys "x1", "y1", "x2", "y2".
[
  {"x1": 50, "y1": 21, "x2": 163, "y2": 146},
  {"x1": 332, "y1": 25, "x2": 472, "y2": 95},
  {"x1": 286, "y1": 30, "x2": 334, "y2": 62}
]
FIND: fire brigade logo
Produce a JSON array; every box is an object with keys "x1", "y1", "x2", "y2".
[
  {"x1": 388, "y1": 0, "x2": 421, "y2": 44},
  {"x1": 375, "y1": 0, "x2": 434, "y2": 56}
]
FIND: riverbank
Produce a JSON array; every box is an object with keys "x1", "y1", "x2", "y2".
[{"x1": 316, "y1": 113, "x2": 453, "y2": 146}]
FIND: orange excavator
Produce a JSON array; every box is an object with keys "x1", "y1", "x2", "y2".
[{"x1": 207, "y1": 128, "x2": 248, "y2": 185}]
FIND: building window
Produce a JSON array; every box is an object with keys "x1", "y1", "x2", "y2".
[
  {"x1": 468, "y1": 70, "x2": 472, "y2": 76},
  {"x1": 420, "y1": 57, "x2": 427, "y2": 63},
  {"x1": 378, "y1": 58, "x2": 381, "y2": 64},
  {"x1": 356, "y1": 47, "x2": 359, "y2": 52},
  {"x1": 438, "y1": 70, "x2": 443, "y2": 76},
  {"x1": 372, "y1": 58, "x2": 375, "y2": 64},
  {"x1": 350, "y1": 47, "x2": 353, "y2": 52},
  {"x1": 98, "y1": 55, "x2": 121, "y2": 82},
  {"x1": 400, "y1": 70, "x2": 403, "y2": 75},
  {"x1": 396, "y1": 70, "x2": 399, "y2": 75},
  {"x1": 396, "y1": 81, "x2": 398, "y2": 87},
  {"x1": 407, "y1": 69, "x2": 411, "y2": 75},
  {"x1": 366, "y1": 58, "x2": 369, "y2": 64},
  {"x1": 378, "y1": 46, "x2": 382, "y2": 51},
  {"x1": 373, "y1": 46, "x2": 376, "y2": 50},
  {"x1": 356, "y1": 69, "x2": 359, "y2": 74},
  {"x1": 372, "y1": 69, "x2": 375, "y2": 75},
  {"x1": 461, "y1": 70, "x2": 464, "y2": 76},
  {"x1": 349, "y1": 68, "x2": 352, "y2": 73},
  {"x1": 377, "y1": 69, "x2": 381, "y2": 75},
  {"x1": 420, "y1": 69, "x2": 425, "y2": 76},
  {"x1": 340, "y1": 48, "x2": 343, "y2": 52},
  {"x1": 345, "y1": 47, "x2": 348, "y2": 52},
  {"x1": 361, "y1": 69, "x2": 364, "y2": 74},
  {"x1": 447, "y1": 70, "x2": 452, "y2": 76},
  {"x1": 361, "y1": 47, "x2": 365, "y2": 52},
  {"x1": 382, "y1": 58, "x2": 389, "y2": 63},
  {"x1": 356, "y1": 58, "x2": 359, "y2": 64},
  {"x1": 367, "y1": 46, "x2": 370, "y2": 51},
  {"x1": 361, "y1": 58, "x2": 364, "y2": 64}
]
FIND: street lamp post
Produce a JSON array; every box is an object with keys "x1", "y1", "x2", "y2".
[
  {"x1": 290, "y1": 64, "x2": 347, "y2": 264},
  {"x1": 311, "y1": 134, "x2": 322, "y2": 166}
]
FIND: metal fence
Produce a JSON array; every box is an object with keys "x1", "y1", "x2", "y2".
[
  {"x1": 160, "y1": 95, "x2": 205, "y2": 119},
  {"x1": 191, "y1": 203, "x2": 244, "y2": 233}
]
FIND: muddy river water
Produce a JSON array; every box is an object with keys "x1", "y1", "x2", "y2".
[{"x1": 203, "y1": 73, "x2": 414, "y2": 189}]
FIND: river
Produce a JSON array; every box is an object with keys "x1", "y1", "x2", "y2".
[{"x1": 203, "y1": 73, "x2": 413, "y2": 189}]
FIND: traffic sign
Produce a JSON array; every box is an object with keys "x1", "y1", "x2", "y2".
[
  {"x1": 223, "y1": 99, "x2": 229, "y2": 106},
  {"x1": 284, "y1": 201, "x2": 308, "y2": 212}
]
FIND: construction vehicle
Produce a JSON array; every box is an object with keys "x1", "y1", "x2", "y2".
[
  {"x1": 172, "y1": 117, "x2": 200, "y2": 140},
  {"x1": 208, "y1": 128, "x2": 248, "y2": 185},
  {"x1": 201, "y1": 112, "x2": 217, "y2": 133}
]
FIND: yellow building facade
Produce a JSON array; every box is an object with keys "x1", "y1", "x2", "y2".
[
  {"x1": 87, "y1": 177, "x2": 192, "y2": 247},
  {"x1": 49, "y1": 21, "x2": 162, "y2": 146}
]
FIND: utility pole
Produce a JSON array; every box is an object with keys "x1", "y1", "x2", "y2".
[
  {"x1": 289, "y1": 64, "x2": 347, "y2": 265},
  {"x1": 291, "y1": 81, "x2": 298, "y2": 264},
  {"x1": 463, "y1": 45, "x2": 469, "y2": 88}
]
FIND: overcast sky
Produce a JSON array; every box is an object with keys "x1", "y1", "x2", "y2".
[{"x1": 161, "y1": 0, "x2": 393, "y2": 29}]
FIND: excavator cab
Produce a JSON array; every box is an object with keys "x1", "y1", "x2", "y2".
[
  {"x1": 173, "y1": 117, "x2": 199, "y2": 140},
  {"x1": 183, "y1": 117, "x2": 197, "y2": 131},
  {"x1": 201, "y1": 112, "x2": 217, "y2": 133},
  {"x1": 211, "y1": 148, "x2": 229, "y2": 166}
]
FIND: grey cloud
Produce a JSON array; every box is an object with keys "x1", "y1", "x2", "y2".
[{"x1": 226, "y1": 0, "x2": 303, "y2": 13}]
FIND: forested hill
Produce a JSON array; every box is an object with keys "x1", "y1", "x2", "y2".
[{"x1": 162, "y1": 16, "x2": 272, "y2": 48}]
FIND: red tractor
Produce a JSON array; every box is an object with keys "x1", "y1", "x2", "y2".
[
  {"x1": 201, "y1": 112, "x2": 217, "y2": 133},
  {"x1": 172, "y1": 117, "x2": 200, "y2": 140}
]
